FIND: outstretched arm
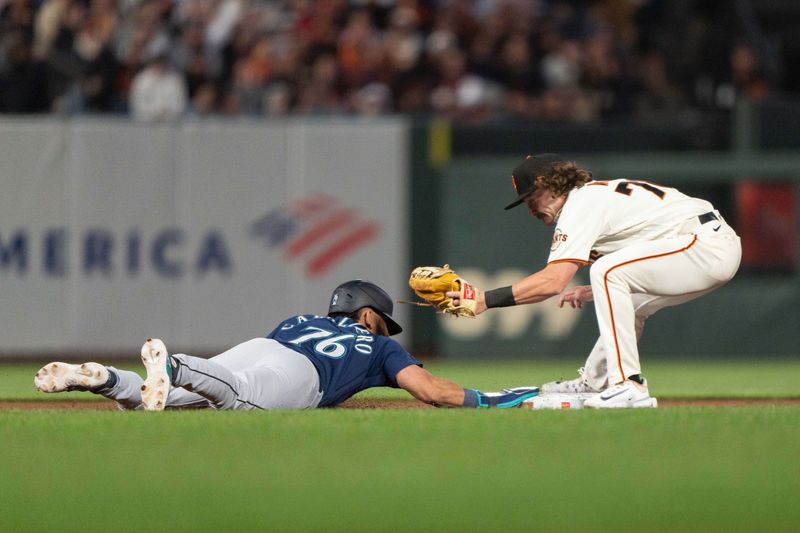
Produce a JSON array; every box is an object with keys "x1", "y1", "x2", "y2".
[
  {"x1": 510, "y1": 261, "x2": 580, "y2": 306},
  {"x1": 395, "y1": 365, "x2": 538, "y2": 408},
  {"x1": 395, "y1": 365, "x2": 465, "y2": 406},
  {"x1": 448, "y1": 261, "x2": 580, "y2": 315}
]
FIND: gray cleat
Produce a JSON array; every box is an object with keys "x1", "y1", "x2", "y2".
[{"x1": 541, "y1": 367, "x2": 601, "y2": 394}]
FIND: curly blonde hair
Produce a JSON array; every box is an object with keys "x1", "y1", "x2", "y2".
[{"x1": 538, "y1": 161, "x2": 593, "y2": 196}]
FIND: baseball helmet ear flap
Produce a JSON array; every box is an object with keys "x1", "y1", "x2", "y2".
[{"x1": 328, "y1": 280, "x2": 403, "y2": 336}]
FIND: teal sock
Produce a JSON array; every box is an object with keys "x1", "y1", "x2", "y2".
[
  {"x1": 167, "y1": 356, "x2": 178, "y2": 385},
  {"x1": 101, "y1": 369, "x2": 118, "y2": 390}
]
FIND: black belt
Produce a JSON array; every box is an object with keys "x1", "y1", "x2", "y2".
[{"x1": 698, "y1": 212, "x2": 718, "y2": 224}]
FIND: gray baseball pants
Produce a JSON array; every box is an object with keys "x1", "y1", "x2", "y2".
[{"x1": 98, "y1": 338, "x2": 323, "y2": 410}]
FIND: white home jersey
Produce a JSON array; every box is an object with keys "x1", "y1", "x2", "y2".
[{"x1": 547, "y1": 179, "x2": 715, "y2": 264}]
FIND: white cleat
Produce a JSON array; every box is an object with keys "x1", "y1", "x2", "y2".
[
  {"x1": 584, "y1": 379, "x2": 658, "y2": 409},
  {"x1": 34, "y1": 362, "x2": 109, "y2": 393},
  {"x1": 541, "y1": 367, "x2": 601, "y2": 394},
  {"x1": 140, "y1": 338, "x2": 171, "y2": 411}
]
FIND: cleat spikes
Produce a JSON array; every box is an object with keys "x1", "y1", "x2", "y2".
[
  {"x1": 140, "y1": 338, "x2": 171, "y2": 411},
  {"x1": 33, "y1": 362, "x2": 108, "y2": 394}
]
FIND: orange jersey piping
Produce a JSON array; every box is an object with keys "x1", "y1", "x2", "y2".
[
  {"x1": 603, "y1": 235, "x2": 698, "y2": 381},
  {"x1": 548, "y1": 258, "x2": 591, "y2": 266}
]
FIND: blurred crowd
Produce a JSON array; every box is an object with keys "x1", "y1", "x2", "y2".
[{"x1": 0, "y1": 0, "x2": 777, "y2": 122}]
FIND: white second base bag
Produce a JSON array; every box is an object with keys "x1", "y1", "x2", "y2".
[{"x1": 521, "y1": 393, "x2": 599, "y2": 410}]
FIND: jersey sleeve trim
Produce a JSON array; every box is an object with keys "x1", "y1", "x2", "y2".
[
  {"x1": 548, "y1": 258, "x2": 591, "y2": 266},
  {"x1": 385, "y1": 361, "x2": 423, "y2": 388}
]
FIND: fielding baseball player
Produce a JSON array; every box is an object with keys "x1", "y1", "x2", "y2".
[
  {"x1": 34, "y1": 280, "x2": 538, "y2": 410},
  {"x1": 442, "y1": 154, "x2": 742, "y2": 408}
]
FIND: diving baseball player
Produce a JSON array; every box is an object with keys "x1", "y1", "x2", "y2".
[
  {"x1": 34, "y1": 280, "x2": 538, "y2": 410},
  {"x1": 448, "y1": 154, "x2": 742, "y2": 408}
]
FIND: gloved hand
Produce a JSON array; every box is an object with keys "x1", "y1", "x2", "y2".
[
  {"x1": 408, "y1": 264, "x2": 478, "y2": 317},
  {"x1": 463, "y1": 386, "x2": 540, "y2": 408}
]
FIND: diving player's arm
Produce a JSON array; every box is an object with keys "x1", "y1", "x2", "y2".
[
  {"x1": 395, "y1": 365, "x2": 465, "y2": 407},
  {"x1": 395, "y1": 365, "x2": 537, "y2": 408}
]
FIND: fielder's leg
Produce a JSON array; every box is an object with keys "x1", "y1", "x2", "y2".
[
  {"x1": 589, "y1": 234, "x2": 731, "y2": 385},
  {"x1": 550, "y1": 269, "x2": 732, "y2": 401}
]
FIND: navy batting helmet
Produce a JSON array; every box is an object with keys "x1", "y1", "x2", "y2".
[{"x1": 328, "y1": 280, "x2": 403, "y2": 336}]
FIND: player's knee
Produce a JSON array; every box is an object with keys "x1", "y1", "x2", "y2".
[
  {"x1": 590, "y1": 258, "x2": 631, "y2": 289},
  {"x1": 589, "y1": 261, "x2": 609, "y2": 287}
]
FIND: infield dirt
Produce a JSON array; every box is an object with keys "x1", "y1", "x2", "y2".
[{"x1": 2, "y1": 398, "x2": 800, "y2": 410}]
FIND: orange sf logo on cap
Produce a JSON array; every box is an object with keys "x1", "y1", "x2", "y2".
[{"x1": 511, "y1": 174, "x2": 518, "y2": 193}]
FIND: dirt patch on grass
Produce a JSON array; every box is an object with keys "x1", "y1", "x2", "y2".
[
  {"x1": 2, "y1": 398, "x2": 800, "y2": 410},
  {"x1": 338, "y1": 398, "x2": 433, "y2": 409}
]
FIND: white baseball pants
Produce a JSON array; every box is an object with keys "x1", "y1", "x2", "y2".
[
  {"x1": 583, "y1": 214, "x2": 741, "y2": 388},
  {"x1": 101, "y1": 338, "x2": 323, "y2": 410}
]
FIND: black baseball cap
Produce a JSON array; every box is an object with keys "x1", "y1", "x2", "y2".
[{"x1": 504, "y1": 153, "x2": 566, "y2": 210}]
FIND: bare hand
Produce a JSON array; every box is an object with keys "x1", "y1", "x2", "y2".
[
  {"x1": 558, "y1": 285, "x2": 593, "y2": 309},
  {"x1": 446, "y1": 288, "x2": 487, "y2": 315}
]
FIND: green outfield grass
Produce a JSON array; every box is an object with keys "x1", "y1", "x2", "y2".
[{"x1": 1, "y1": 358, "x2": 799, "y2": 531}]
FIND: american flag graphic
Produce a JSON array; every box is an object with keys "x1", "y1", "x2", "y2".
[{"x1": 249, "y1": 193, "x2": 382, "y2": 277}]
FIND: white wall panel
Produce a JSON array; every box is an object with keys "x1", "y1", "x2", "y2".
[{"x1": 0, "y1": 118, "x2": 408, "y2": 357}]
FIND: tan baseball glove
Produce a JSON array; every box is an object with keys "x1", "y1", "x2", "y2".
[{"x1": 407, "y1": 264, "x2": 478, "y2": 317}]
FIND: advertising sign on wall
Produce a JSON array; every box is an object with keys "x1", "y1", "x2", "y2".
[{"x1": 0, "y1": 119, "x2": 409, "y2": 356}]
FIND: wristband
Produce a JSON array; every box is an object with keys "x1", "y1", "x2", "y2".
[
  {"x1": 484, "y1": 286, "x2": 516, "y2": 308},
  {"x1": 463, "y1": 389, "x2": 491, "y2": 408},
  {"x1": 462, "y1": 388, "x2": 479, "y2": 407}
]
